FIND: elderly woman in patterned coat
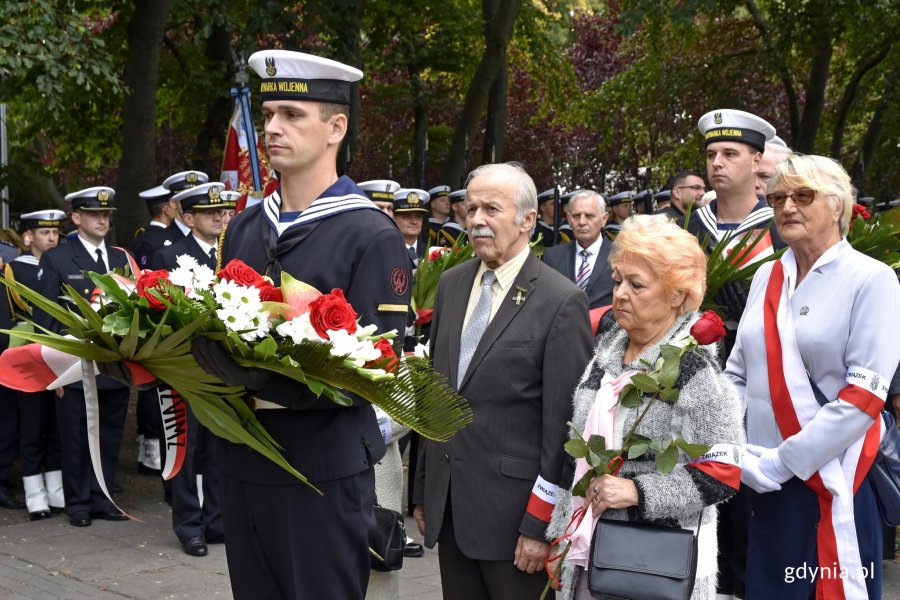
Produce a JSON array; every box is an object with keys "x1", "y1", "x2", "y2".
[{"x1": 547, "y1": 215, "x2": 745, "y2": 600}]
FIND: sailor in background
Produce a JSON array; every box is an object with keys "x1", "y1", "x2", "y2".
[
  {"x1": 426, "y1": 185, "x2": 452, "y2": 247},
  {"x1": 359, "y1": 179, "x2": 402, "y2": 218},
  {"x1": 438, "y1": 189, "x2": 467, "y2": 247},
  {"x1": 9, "y1": 210, "x2": 66, "y2": 519},
  {"x1": 603, "y1": 190, "x2": 634, "y2": 240}
]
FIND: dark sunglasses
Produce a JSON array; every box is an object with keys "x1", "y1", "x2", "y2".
[{"x1": 765, "y1": 188, "x2": 817, "y2": 208}]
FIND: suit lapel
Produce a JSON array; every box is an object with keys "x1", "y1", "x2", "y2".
[
  {"x1": 446, "y1": 261, "x2": 479, "y2": 390},
  {"x1": 564, "y1": 243, "x2": 577, "y2": 280},
  {"x1": 459, "y1": 253, "x2": 539, "y2": 390},
  {"x1": 70, "y1": 238, "x2": 101, "y2": 273}
]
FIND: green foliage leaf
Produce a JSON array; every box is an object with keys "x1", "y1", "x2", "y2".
[
  {"x1": 655, "y1": 444, "x2": 680, "y2": 473},
  {"x1": 659, "y1": 387, "x2": 680, "y2": 403},
  {"x1": 572, "y1": 468, "x2": 597, "y2": 498},
  {"x1": 627, "y1": 442, "x2": 650, "y2": 459},
  {"x1": 673, "y1": 438, "x2": 711, "y2": 458},
  {"x1": 564, "y1": 438, "x2": 588, "y2": 459},
  {"x1": 658, "y1": 357, "x2": 681, "y2": 389},
  {"x1": 587, "y1": 434, "x2": 607, "y2": 454},
  {"x1": 630, "y1": 373, "x2": 660, "y2": 393},
  {"x1": 619, "y1": 385, "x2": 642, "y2": 408}
]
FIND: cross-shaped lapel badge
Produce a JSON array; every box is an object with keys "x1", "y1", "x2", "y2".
[{"x1": 513, "y1": 286, "x2": 527, "y2": 306}]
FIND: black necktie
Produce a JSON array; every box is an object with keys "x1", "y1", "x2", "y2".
[
  {"x1": 407, "y1": 246, "x2": 417, "y2": 264},
  {"x1": 209, "y1": 247, "x2": 217, "y2": 267},
  {"x1": 94, "y1": 248, "x2": 107, "y2": 274}
]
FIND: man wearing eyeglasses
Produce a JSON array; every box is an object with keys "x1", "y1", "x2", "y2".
[{"x1": 662, "y1": 170, "x2": 706, "y2": 220}]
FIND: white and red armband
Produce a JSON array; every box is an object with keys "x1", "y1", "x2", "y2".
[{"x1": 525, "y1": 475, "x2": 559, "y2": 522}]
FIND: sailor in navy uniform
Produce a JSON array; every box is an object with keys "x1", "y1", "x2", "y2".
[
  {"x1": 394, "y1": 188, "x2": 430, "y2": 267},
  {"x1": 189, "y1": 49, "x2": 411, "y2": 600},
  {"x1": 151, "y1": 183, "x2": 227, "y2": 557},
  {"x1": 0, "y1": 260, "x2": 24, "y2": 513},
  {"x1": 9, "y1": 210, "x2": 65, "y2": 519},
  {"x1": 603, "y1": 190, "x2": 634, "y2": 240},
  {"x1": 426, "y1": 184, "x2": 451, "y2": 247},
  {"x1": 438, "y1": 189, "x2": 467, "y2": 247},
  {"x1": 681, "y1": 108, "x2": 785, "y2": 600},
  {"x1": 359, "y1": 179, "x2": 401, "y2": 218},
  {"x1": 34, "y1": 187, "x2": 132, "y2": 527},
  {"x1": 533, "y1": 188, "x2": 558, "y2": 246}
]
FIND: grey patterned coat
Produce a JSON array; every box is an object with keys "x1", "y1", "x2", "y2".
[{"x1": 546, "y1": 312, "x2": 745, "y2": 600}]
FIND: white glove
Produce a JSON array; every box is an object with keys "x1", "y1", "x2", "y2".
[
  {"x1": 749, "y1": 444, "x2": 793, "y2": 484},
  {"x1": 740, "y1": 445, "x2": 783, "y2": 493}
]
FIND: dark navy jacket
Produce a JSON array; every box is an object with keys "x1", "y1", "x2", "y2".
[{"x1": 218, "y1": 176, "x2": 411, "y2": 485}]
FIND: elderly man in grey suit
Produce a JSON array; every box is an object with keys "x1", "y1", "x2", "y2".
[
  {"x1": 413, "y1": 162, "x2": 593, "y2": 599},
  {"x1": 542, "y1": 190, "x2": 615, "y2": 310}
]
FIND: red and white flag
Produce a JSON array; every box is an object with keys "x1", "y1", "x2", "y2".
[{"x1": 220, "y1": 93, "x2": 277, "y2": 213}]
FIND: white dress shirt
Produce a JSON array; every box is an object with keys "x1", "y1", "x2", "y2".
[
  {"x1": 77, "y1": 235, "x2": 109, "y2": 272},
  {"x1": 573, "y1": 236, "x2": 604, "y2": 281}
]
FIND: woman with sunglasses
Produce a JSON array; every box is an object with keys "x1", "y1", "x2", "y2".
[{"x1": 726, "y1": 154, "x2": 899, "y2": 599}]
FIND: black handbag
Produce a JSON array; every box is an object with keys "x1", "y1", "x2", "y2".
[
  {"x1": 587, "y1": 517, "x2": 698, "y2": 600},
  {"x1": 370, "y1": 503, "x2": 405, "y2": 572},
  {"x1": 808, "y1": 374, "x2": 900, "y2": 527}
]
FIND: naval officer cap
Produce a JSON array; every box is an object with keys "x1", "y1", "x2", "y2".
[
  {"x1": 358, "y1": 180, "x2": 401, "y2": 202},
  {"x1": 138, "y1": 185, "x2": 172, "y2": 207},
  {"x1": 19, "y1": 209, "x2": 65, "y2": 232},
  {"x1": 219, "y1": 190, "x2": 242, "y2": 209},
  {"x1": 449, "y1": 189, "x2": 466, "y2": 204},
  {"x1": 427, "y1": 185, "x2": 451, "y2": 200},
  {"x1": 698, "y1": 109, "x2": 775, "y2": 152},
  {"x1": 67, "y1": 186, "x2": 116, "y2": 212},
  {"x1": 560, "y1": 190, "x2": 584, "y2": 205},
  {"x1": 248, "y1": 49, "x2": 363, "y2": 105},
  {"x1": 393, "y1": 188, "x2": 430, "y2": 214},
  {"x1": 607, "y1": 190, "x2": 634, "y2": 206},
  {"x1": 163, "y1": 170, "x2": 209, "y2": 192},
  {"x1": 537, "y1": 188, "x2": 558, "y2": 204},
  {"x1": 173, "y1": 182, "x2": 228, "y2": 212},
  {"x1": 654, "y1": 189, "x2": 672, "y2": 201}
]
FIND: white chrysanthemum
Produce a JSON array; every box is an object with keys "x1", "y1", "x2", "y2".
[
  {"x1": 275, "y1": 313, "x2": 323, "y2": 344},
  {"x1": 355, "y1": 323, "x2": 378, "y2": 339},
  {"x1": 168, "y1": 267, "x2": 194, "y2": 289},
  {"x1": 239, "y1": 313, "x2": 271, "y2": 342},
  {"x1": 413, "y1": 343, "x2": 429, "y2": 358},
  {"x1": 176, "y1": 254, "x2": 199, "y2": 270},
  {"x1": 216, "y1": 306, "x2": 254, "y2": 332},
  {"x1": 327, "y1": 329, "x2": 381, "y2": 367},
  {"x1": 192, "y1": 264, "x2": 216, "y2": 289},
  {"x1": 213, "y1": 280, "x2": 262, "y2": 312}
]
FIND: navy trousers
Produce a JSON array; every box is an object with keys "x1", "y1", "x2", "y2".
[{"x1": 746, "y1": 476, "x2": 882, "y2": 599}]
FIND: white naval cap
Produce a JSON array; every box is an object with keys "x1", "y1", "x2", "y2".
[
  {"x1": 138, "y1": 185, "x2": 171, "y2": 206},
  {"x1": 248, "y1": 49, "x2": 363, "y2": 105},
  {"x1": 66, "y1": 186, "x2": 116, "y2": 211},
  {"x1": 19, "y1": 210, "x2": 65, "y2": 231},
  {"x1": 358, "y1": 180, "x2": 401, "y2": 202},
  {"x1": 172, "y1": 182, "x2": 227, "y2": 212},
  {"x1": 698, "y1": 109, "x2": 775, "y2": 152},
  {"x1": 219, "y1": 190, "x2": 242, "y2": 208},
  {"x1": 427, "y1": 185, "x2": 451, "y2": 200},
  {"x1": 162, "y1": 170, "x2": 209, "y2": 192}
]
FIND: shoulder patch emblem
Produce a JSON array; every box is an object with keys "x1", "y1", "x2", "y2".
[
  {"x1": 391, "y1": 267, "x2": 409, "y2": 297},
  {"x1": 163, "y1": 240, "x2": 172, "y2": 246}
]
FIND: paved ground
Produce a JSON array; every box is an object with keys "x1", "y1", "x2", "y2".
[{"x1": 0, "y1": 407, "x2": 896, "y2": 599}]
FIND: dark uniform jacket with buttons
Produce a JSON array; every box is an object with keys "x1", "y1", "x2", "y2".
[
  {"x1": 35, "y1": 238, "x2": 131, "y2": 391},
  {"x1": 414, "y1": 252, "x2": 593, "y2": 560},
  {"x1": 128, "y1": 223, "x2": 170, "y2": 269},
  {"x1": 151, "y1": 234, "x2": 214, "y2": 271},
  {"x1": 218, "y1": 176, "x2": 411, "y2": 485}
]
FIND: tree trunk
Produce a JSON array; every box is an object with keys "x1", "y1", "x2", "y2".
[
  {"x1": 794, "y1": 32, "x2": 833, "y2": 153},
  {"x1": 830, "y1": 38, "x2": 893, "y2": 158},
  {"x1": 335, "y1": 0, "x2": 364, "y2": 177},
  {"x1": 191, "y1": 10, "x2": 235, "y2": 172},
  {"x1": 440, "y1": 0, "x2": 521, "y2": 187},
  {"x1": 482, "y1": 61, "x2": 508, "y2": 165},
  {"x1": 115, "y1": 0, "x2": 171, "y2": 245}
]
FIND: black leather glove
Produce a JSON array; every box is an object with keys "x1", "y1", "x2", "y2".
[
  {"x1": 96, "y1": 361, "x2": 161, "y2": 390},
  {"x1": 191, "y1": 337, "x2": 271, "y2": 391},
  {"x1": 716, "y1": 280, "x2": 748, "y2": 323}
]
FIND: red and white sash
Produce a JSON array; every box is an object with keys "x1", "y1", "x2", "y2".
[{"x1": 763, "y1": 260, "x2": 883, "y2": 599}]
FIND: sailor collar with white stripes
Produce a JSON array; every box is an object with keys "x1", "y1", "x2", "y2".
[
  {"x1": 696, "y1": 197, "x2": 773, "y2": 241},
  {"x1": 262, "y1": 176, "x2": 380, "y2": 234}
]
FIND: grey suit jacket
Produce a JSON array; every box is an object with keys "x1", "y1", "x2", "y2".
[
  {"x1": 414, "y1": 251, "x2": 593, "y2": 560},
  {"x1": 542, "y1": 240, "x2": 615, "y2": 309}
]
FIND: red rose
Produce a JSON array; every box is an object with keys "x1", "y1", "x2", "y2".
[
  {"x1": 850, "y1": 204, "x2": 871, "y2": 231},
  {"x1": 415, "y1": 308, "x2": 433, "y2": 326},
  {"x1": 367, "y1": 338, "x2": 399, "y2": 373},
  {"x1": 308, "y1": 288, "x2": 358, "y2": 338},
  {"x1": 258, "y1": 282, "x2": 284, "y2": 303},
  {"x1": 136, "y1": 269, "x2": 171, "y2": 311},
  {"x1": 690, "y1": 310, "x2": 726, "y2": 345},
  {"x1": 217, "y1": 259, "x2": 265, "y2": 287},
  {"x1": 428, "y1": 248, "x2": 445, "y2": 262}
]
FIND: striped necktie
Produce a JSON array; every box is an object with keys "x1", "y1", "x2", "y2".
[
  {"x1": 575, "y1": 249, "x2": 591, "y2": 289},
  {"x1": 457, "y1": 270, "x2": 496, "y2": 385}
]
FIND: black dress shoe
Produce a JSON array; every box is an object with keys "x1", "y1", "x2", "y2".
[
  {"x1": 69, "y1": 511, "x2": 91, "y2": 527},
  {"x1": 403, "y1": 541, "x2": 424, "y2": 557},
  {"x1": 0, "y1": 490, "x2": 25, "y2": 510},
  {"x1": 92, "y1": 506, "x2": 127, "y2": 521},
  {"x1": 182, "y1": 535, "x2": 208, "y2": 557},
  {"x1": 29, "y1": 510, "x2": 52, "y2": 521},
  {"x1": 206, "y1": 534, "x2": 225, "y2": 544}
]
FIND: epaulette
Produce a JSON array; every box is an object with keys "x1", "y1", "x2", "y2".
[{"x1": 3, "y1": 263, "x2": 30, "y2": 317}]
